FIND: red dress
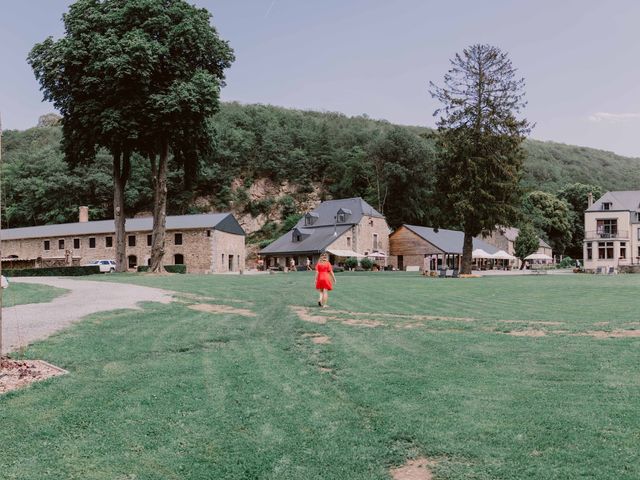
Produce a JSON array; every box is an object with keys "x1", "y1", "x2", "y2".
[{"x1": 315, "y1": 261, "x2": 334, "y2": 290}]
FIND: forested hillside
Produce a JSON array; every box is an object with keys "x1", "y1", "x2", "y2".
[{"x1": 3, "y1": 102, "x2": 640, "y2": 238}]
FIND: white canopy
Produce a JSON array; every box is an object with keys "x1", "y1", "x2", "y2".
[
  {"x1": 524, "y1": 252, "x2": 553, "y2": 261},
  {"x1": 472, "y1": 248, "x2": 493, "y2": 258},
  {"x1": 491, "y1": 250, "x2": 517, "y2": 260},
  {"x1": 366, "y1": 252, "x2": 387, "y2": 258},
  {"x1": 326, "y1": 249, "x2": 365, "y2": 258}
]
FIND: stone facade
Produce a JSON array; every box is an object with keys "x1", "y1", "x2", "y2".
[{"x1": 1, "y1": 214, "x2": 245, "y2": 274}]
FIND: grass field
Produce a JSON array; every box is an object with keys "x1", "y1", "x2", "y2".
[
  {"x1": 1, "y1": 272, "x2": 639, "y2": 479},
  {"x1": 1, "y1": 281, "x2": 68, "y2": 308}
]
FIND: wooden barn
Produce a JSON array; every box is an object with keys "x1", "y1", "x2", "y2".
[{"x1": 389, "y1": 224, "x2": 498, "y2": 271}]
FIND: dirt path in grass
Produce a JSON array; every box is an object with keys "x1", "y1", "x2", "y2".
[{"x1": 1, "y1": 277, "x2": 173, "y2": 354}]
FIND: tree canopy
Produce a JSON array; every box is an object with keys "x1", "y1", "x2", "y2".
[{"x1": 429, "y1": 44, "x2": 532, "y2": 273}]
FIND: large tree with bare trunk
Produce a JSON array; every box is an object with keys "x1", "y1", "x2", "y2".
[
  {"x1": 29, "y1": 0, "x2": 233, "y2": 272},
  {"x1": 429, "y1": 44, "x2": 531, "y2": 274}
]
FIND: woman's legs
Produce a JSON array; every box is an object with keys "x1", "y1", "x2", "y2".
[
  {"x1": 318, "y1": 289, "x2": 324, "y2": 306},
  {"x1": 322, "y1": 290, "x2": 329, "y2": 307}
]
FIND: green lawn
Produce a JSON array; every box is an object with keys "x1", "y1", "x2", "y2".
[
  {"x1": 1, "y1": 281, "x2": 68, "y2": 307},
  {"x1": 1, "y1": 272, "x2": 639, "y2": 479}
]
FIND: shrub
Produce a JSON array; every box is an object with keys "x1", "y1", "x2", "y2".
[
  {"x1": 4, "y1": 265, "x2": 100, "y2": 277},
  {"x1": 557, "y1": 256, "x2": 574, "y2": 268},
  {"x1": 164, "y1": 264, "x2": 187, "y2": 274},
  {"x1": 137, "y1": 266, "x2": 150, "y2": 272},
  {"x1": 360, "y1": 257, "x2": 374, "y2": 270},
  {"x1": 344, "y1": 257, "x2": 358, "y2": 269},
  {"x1": 333, "y1": 266, "x2": 345, "y2": 273}
]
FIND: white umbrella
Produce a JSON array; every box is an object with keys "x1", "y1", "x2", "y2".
[
  {"x1": 472, "y1": 248, "x2": 492, "y2": 258},
  {"x1": 524, "y1": 252, "x2": 553, "y2": 261},
  {"x1": 491, "y1": 250, "x2": 516, "y2": 260},
  {"x1": 366, "y1": 252, "x2": 387, "y2": 258}
]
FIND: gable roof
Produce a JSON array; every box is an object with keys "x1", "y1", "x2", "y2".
[
  {"x1": 586, "y1": 191, "x2": 640, "y2": 212},
  {"x1": 297, "y1": 197, "x2": 383, "y2": 228},
  {"x1": 500, "y1": 227, "x2": 551, "y2": 249},
  {"x1": 260, "y1": 224, "x2": 352, "y2": 255},
  {"x1": 401, "y1": 225, "x2": 499, "y2": 255},
  {"x1": 1, "y1": 213, "x2": 244, "y2": 241}
]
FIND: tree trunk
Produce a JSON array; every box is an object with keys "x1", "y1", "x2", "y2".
[
  {"x1": 113, "y1": 150, "x2": 131, "y2": 273},
  {"x1": 150, "y1": 141, "x2": 169, "y2": 272},
  {"x1": 461, "y1": 231, "x2": 474, "y2": 274}
]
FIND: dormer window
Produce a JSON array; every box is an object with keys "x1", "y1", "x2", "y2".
[
  {"x1": 336, "y1": 208, "x2": 352, "y2": 223},
  {"x1": 304, "y1": 213, "x2": 319, "y2": 226},
  {"x1": 602, "y1": 202, "x2": 612, "y2": 210}
]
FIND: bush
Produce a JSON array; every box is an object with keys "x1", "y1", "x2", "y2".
[
  {"x1": 333, "y1": 266, "x2": 345, "y2": 273},
  {"x1": 4, "y1": 265, "x2": 100, "y2": 277},
  {"x1": 557, "y1": 256, "x2": 574, "y2": 268},
  {"x1": 344, "y1": 257, "x2": 358, "y2": 269},
  {"x1": 164, "y1": 264, "x2": 187, "y2": 274},
  {"x1": 137, "y1": 266, "x2": 150, "y2": 273},
  {"x1": 360, "y1": 257, "x2": 374, "y2": 270}
]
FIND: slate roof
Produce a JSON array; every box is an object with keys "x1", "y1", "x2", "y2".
[
  {"x1": 1, "y1": 213, "x2": 244, "y2": 241},
  {"x1": 402, "y1": 225, "x2": 499, "y2": 255},
  {"x1": 586, "y1": 191, "x2": 640, "y2": 212},
  {"x1": 500, "y1": 227, "x2": 551, "y2": 249},
  {"x1": 260, "y1": 197, "x2": 383, "y2": 255}
]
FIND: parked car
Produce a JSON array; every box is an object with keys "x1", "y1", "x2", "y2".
[{"x1": 86, "y1": 259, "x2": 116, "y2": 273}]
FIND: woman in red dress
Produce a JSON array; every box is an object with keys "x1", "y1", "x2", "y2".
[{"x1": 315, "y1": 253, "x2": 336, "y2": 307}]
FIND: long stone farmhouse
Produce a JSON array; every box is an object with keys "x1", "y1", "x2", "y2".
[
  {"x1": 260, "y1": 197, "x2": 390, "y2": 268},
  {"x1": 1, "y1": 207, "x2": 245, "y2": 273},
  {"x1": 583, "y1": 190, "x2": 640, "y2": 273}
]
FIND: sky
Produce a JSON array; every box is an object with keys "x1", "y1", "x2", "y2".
[{"x1": 2, "y1": 0, "x2": 640, "y2": 157}]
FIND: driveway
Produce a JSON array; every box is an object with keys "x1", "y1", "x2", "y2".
[{"x1": 1, "y1": 277, "x2": 173, "y2": 354}]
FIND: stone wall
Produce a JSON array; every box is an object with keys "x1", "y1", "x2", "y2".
[{"x1": 210, "y1": 230, "x2": 246, "y2": 273}]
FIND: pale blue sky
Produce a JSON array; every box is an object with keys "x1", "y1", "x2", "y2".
[{"x1": 2, "y1": 1, "x2": 640, "y2": 156}]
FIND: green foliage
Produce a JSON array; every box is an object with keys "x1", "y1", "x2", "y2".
[
  {"x1": 522, "y1": 191, "x2": 572, "y2": 254},
  {"x1": 4, "y1": 266, "x2": 101, "y2": 276},
  {"x1": 164, "y1": 264, "x2": 187, "y2": 274},
  {"x1": 359, "y1": 257, "x2": 374, "y2": 270},
  {"x1": 514, "y1": 223, "x2": 540, "y2": 263},
  {"x1": 344, "y1": 257, "x2": 358, "y2": 269},
  {"x1": 136, "y1": 266, "x2": 150, "y2": 273},
  {"x1": 557, "y1": 256, "x2": 575, "y2": 268},
  {"x1": 281, "y1": 214, "x2": 303, "y2": 232},
  {"x1": 429, "y1": 45, "x2": 531, "y2": 272},
  {"x1": 557, "y1": 183, "x2": 604, "y2": 258}
]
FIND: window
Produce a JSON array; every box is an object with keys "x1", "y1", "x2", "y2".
[
  {"x1": 337, "y1": 213, "x2": 346, "y2": 223},
  {"x1": 58, "y1": 239, "x2": 65, "y2": 250},
  {"x1": 586, "y1": 242, "x2": 592, "y2": 260},
  {"x1": 128, "y1": 235, "x2": 136, "y2": 247},
  {"x1": 620, "y1": 242, "x2": 626, "y2": 259},
  {"x1": 174, "y1": 233, "x2": 183, "y2": 245},
  {"x1": 596, "y1": 219, "x2": 617, "y2": 237},
  {"x1": 207, "y1": 230, "x2": 211, "y2": 237},
  {"x1": 89, "y1": 237, "x2": 96, "y2": 248},
  {"x1": 221, "y1": 253, "x2": 225, "y2": 266},
  {"x1": 174, "y1": 253, "x2": 184, "y2": 265},
  {"x1": 346, "y1": 236, "x2": 351, "y2": 248},
  {"x1": 602, "y1": 202, "x2": 612, "y2": 210},
  {"x1": 373, "y1": 233, "x2": 379, "y2": 251},
  {"x1": 44, "y1": 240, "x2": 50, "y2": 251},
  {"x1": 147, "y1": 234, "x2": 152, "y2": 246},
  {"x1": 598, "y1": 242, "x2": 614, "y2": 259},
  {"x1": 73, "y1": 238, "x2": 80, "y2": 249},
  {"x1": 228, "y1": 254, "x2": 234, "y2": 271},
  {"x1": 304, "y1": 213, "x2": 318, "y2": 226},
  {"x1": 105, "y1": 236, "x2": 113, "y2": 248}
]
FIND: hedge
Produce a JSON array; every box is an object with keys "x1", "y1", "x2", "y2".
[
  {"x1": 164, "y1": 264, "x2": 187, "y2": 274},
  {"x1": 3, "y1": 265, "x2": 101, "y2": 277}
]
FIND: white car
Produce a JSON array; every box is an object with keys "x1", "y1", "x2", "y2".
[{"x1": 86, "y1": 259, "x2": 116, "y2": 273}]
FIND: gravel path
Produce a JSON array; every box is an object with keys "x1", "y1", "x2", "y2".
[{"x1": 1, "y1": 277, "x2": 173, "y2": 354}]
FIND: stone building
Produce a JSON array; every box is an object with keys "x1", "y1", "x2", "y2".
[
  {"x1": 485, "y1": 227, "x2": 553, "y2": 268},
  {"x1": 1, "y1": 208, "x2": 245, "y2": 273},
  {"x1": 260, "y1": 197, "x2": 390, "y2": 268}
]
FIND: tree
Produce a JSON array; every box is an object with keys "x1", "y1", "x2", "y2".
[
  {"x1": 429, "y1": 44, "x2": 532, "y2": 273},
  {"x1": 521, "y1": 191, "x2": 572, "y2": 254},
  {"x1": 29, "y1": 0, "x2": 234, "y2": 272},
  {"x1": 514, "y1": 223, "x2": 539, "y2": 269},
  {"x1": 557, "y1": 183, "x2": 604, "y2": 258}
]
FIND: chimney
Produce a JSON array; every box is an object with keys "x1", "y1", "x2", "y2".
[
  {"x1": 587, "y1": 192, "x2": 593, "y2": 209},
  {"x1": 79, "y1": 206, "x2": 89, "y2": 223}
]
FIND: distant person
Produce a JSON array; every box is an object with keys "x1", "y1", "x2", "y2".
[
  {"x1": 315, "y1": 253, "x2": 336, "y2": 307},
  {"x1": 305, "y1": 258, "x2": 312, "y2": 271},
  {"x1": 1, "y1": 275, "x2": 8, "y2": 289},
  {"x1": 289, "y1": 258, "x2": 296, "y2": 272}
]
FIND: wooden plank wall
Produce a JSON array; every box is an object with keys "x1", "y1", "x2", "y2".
[{"x1": 389, "y1": 226, "x2": 443, "y2": 256}]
